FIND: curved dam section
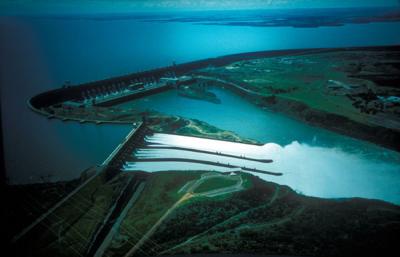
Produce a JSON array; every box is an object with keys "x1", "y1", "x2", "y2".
[
  {"x1": 28, "y1": 48, "x2": 311, "y2": 112},
  {"x1": 28, "y1": 46, "x2": 397, "y2": 113}
]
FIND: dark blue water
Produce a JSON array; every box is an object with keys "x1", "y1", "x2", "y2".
[{"x1": 1, "y1": 15, "x2": 400, "y2": 187}]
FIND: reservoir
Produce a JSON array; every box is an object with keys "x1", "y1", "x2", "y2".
[{"x1": 1, "y1": 16, "x2": 400, "y2": 204}]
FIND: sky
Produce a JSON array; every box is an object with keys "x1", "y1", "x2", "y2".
[{"x1": 1, "y1": 0, "x2": 399, "y2": 14}]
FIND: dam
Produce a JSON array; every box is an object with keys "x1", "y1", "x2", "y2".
[{"x1": 24, "y1": 46, "x2": 400, "y2": 205}]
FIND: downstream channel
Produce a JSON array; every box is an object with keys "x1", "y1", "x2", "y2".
[{"x1": 118, "y1": 87, "x2": 400, "y2": 205}]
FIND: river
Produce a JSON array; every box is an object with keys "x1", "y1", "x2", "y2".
[{"x1": 120, "y1": 87, "x2": 400, "y2": 204}]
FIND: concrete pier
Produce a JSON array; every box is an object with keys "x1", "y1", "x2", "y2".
[
  {"x1": 101, "y1": 121, "x2": 148, "y2": 170},
  {"x1": 124, "y1": 132, "x2": 281, "y2": 176}
]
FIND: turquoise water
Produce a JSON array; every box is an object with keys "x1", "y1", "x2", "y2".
[
  {"x1": 1, "y1": 15, "x2": 400, "y2": 199},
  {"x1": 122, "y1": 88, "x2": 397, "y2": 155}
]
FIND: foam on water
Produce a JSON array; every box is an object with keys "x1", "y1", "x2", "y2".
[{"x1": 127, "y1": 134, "x2": 400, "y2": 204}]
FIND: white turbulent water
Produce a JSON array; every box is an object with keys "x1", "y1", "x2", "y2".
[
  {"x1": 124, "y1": 162, "x2": 240, "y2": 173},
  {"x1": 145, "y1": 133, "x2": 278, "y2": 158},
  {"x1": 132, "y1": 148, "x2": 269, "y2": 168},
  {"x1": 124, "y1": 133, "x2": 400, "y2": 204}
]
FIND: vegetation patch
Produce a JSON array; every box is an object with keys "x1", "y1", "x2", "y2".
[
  {"x1": 195, "y1": 50, "x2": 400, "y2": 129},
  {"x1": 146, "y1": 174, "x2": 400, "y2": 257},
  {"x1": 193, "y1": 176, "x2": 239, "y2": 194},
  {"x1": 104, "y1": 171, "x2": 204, "y2": 256}
]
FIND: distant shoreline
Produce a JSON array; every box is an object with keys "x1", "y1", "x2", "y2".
[{"x1": 9, "y1": 7, "x2": 400, "y2": 29}]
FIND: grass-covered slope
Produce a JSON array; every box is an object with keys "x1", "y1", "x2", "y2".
[
  {"x1": 193, "y1": 176, "x2": 239, "y2": 194},
  {"x1": 142, "y1": 173, "x2": 400, "y2": 257},
  {"x1": 103, "y1": 171, "x2": 203, "y2": 257}
]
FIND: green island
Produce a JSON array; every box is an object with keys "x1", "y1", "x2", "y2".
[{"x1": 178, "y1": 82, "x2": 221, "y2": 104}]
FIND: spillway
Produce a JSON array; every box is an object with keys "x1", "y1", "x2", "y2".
[{"x1": 122, "y1": 133, "x2": 280, "y2": 175}]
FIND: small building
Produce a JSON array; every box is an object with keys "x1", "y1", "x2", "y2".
[
  {"x1": 128, "y1": 82, "x2": 145, "y2": 91},
  {"x1": 159, "y1": 77, "x2": 179, "y2": 86},
  {"x1": 177, "y1": 75, "x2": 195, "y2": 85},
  {"x1": 62, "y1": 101, "x2": 84, "y2": 108}
]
